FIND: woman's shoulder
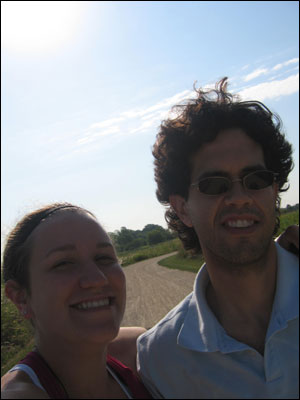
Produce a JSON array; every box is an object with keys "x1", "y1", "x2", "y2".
[
  {"x1": 1, "y1": 370, "x2": 50, "y2": 399},
  {"x1": 108, "y1": 327, "x2": 147, "y2": 374}
]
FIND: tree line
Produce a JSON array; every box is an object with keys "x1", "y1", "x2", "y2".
[
  {"x1": 109, "y1": 224, "x2": 176, "y2": 252},
  {"x1": 280, "y1": 203, "x2": 299, "y2": 214}
]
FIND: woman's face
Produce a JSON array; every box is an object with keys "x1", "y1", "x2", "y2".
[{"x1": 26, "y1": 211, "x2": 126, "y2": 346}]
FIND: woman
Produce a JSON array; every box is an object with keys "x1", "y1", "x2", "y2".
[{"x1": 1, "y1": 203, "x2": 152, "y2": 399}]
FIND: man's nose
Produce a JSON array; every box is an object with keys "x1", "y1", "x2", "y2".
[{"x1": 224, "y1": 179, "x2": 253, "y2": 207}]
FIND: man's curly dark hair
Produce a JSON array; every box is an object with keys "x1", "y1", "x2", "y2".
[{"x1": 152, "y1": 77, "x2": 294, "y2": 254}]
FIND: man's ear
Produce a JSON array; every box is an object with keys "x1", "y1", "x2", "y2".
[{"x1": 169, "y1": 195, "x2": 193, "y2": 228}]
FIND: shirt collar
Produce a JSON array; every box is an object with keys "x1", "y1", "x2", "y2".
[
  {"x1": 178, "y1": 242, "x2": 299, "y2": 353},
  {"x1": 178, "y1": 264, "x2": 235, "y2": 353}
]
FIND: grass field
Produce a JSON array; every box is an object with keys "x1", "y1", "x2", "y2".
[
  {"x1": 159, "y1": 252, "x2": 205, "y2": 273},
  {"x1": 1, "y1": 296, "x2": 35, "y2": 376},
  {"x1": 118, "y1": 238, "x2": 180, "y2": 266},
  {"x1": 276, "y1": 210, "x2": 299, "y2": 232},
  {"x1": 1, "y1": 210, "x2": 298, "y2": 376}
]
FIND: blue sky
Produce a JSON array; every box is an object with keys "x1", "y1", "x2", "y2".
[{"x1": 1, "y1": 1, "x2": 299, "y2": 244}]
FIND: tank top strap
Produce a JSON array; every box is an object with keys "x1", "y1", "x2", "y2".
[
  {"x1": 106, "y1": 354, "x2": 152, "y2": 399},
  {"x1": 18, "y1": 351, "x2": 68, "y2": 399},
  {"x1": 8, "y1": 364, "x2": 45, "y2": 392}
]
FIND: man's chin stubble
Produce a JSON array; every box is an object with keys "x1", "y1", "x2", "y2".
[{"x1": 208, "y1": 237, "x2": 274, "y2": 274}]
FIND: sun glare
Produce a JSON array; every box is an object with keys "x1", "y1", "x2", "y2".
[{"x1": 1, "y1": 1, "x2": 85, "y2": 53}]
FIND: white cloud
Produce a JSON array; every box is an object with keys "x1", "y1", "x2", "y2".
[
  {"x1": 89, "y1": 117, "x2": 125, "y2": 130},
  {"x1": 77, "y1": 125, "x2": 120, "y2": 145},
  {"x1": 75, "y1": 71, "x2": 299, "y2": 151},
  {"x1": 93, "y1": 125, "x2": 120, "y2": 137},
  {"x1": 272, "y1": 57, "x2": 299, "y2": 71},
  {"x1": 42, "y1": 68, "x2": 300, "y2": 164},
  {"x1": 129, "y1": 110, "x2": 169, "y2": 135},
  {"x1": 120, "y1": 89, "x2": 192, "y2": 120},
  {"x1": 243, "y1": 68, "x2": 269, "y2": 82},
  {"x1": 72, "y1": 89, "x2": 195, "y2": 154},
  {"x1": 241, "y1": 64, "x2": 250, "y2": 71},
  {"x1": 238, "y1": 73, "x2": 299, "y2": 101}
]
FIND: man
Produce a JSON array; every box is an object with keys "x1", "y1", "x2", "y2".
[{"x1": 136, "y1": 78, "x2": 299, "y2": 398}]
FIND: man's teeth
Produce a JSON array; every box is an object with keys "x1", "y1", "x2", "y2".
[
  {"x1": 74, "y1": 298, "x2": 109, "y2": 310},
  {"x1": 227, "y1": 220, "x2": 255, "y2": 228}
]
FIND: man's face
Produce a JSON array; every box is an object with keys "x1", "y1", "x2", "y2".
[{"x1": 171, "y1": 128, "x2": 278, "y2": 267}]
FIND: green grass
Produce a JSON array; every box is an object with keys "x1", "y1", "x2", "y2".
[
  {"x1": 1, "y1": 296, "x2": 35, "y2": 376},
  {"x1": 118, "y1": 238, "x2": 181, "y2": 266},
  {"x1": 277, "y1": 210, "x2": 299, "y2": 234},
  {"x1": 159, "y1": 253, "x2": 204, "y2": 273}
]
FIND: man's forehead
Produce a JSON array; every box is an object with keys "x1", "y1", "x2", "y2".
[
  {"x1": 197, "y1": 129, "x2": 261, "y2": 153},
  {"x1": 190, "y1": 130, "x2": 265, "y2": 179}
]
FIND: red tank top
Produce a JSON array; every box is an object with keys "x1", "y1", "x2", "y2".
[{"x1": 18, "y1": 351, "x2": 152, "y2": 399}]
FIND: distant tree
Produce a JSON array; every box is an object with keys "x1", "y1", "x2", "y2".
[
  {"x1": 124, "y1": 237, "x2": 146, "y2": 251},
  {"x1": 280, "y1": 203, "x2": 299, "y2": 214},
  {"x1": 143, "y1": 224, "x2": 165, "y2": 233},
  {"x1": 109, "y1": 223, "x2": 177, "y2": 252},
  {"x1": 147, "y1": 229, "x2": 165, "y2": 245},
  {"x1": 109, "y1": 227, "x2": 135, "y2": 252},
  {"x1": 109, "y1": 231, "x2": 118, "y2": 246}
]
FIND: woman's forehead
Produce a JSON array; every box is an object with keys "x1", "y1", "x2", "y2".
[{"x1": 29, "y1": 211, "x2": 109, "y2": 253}]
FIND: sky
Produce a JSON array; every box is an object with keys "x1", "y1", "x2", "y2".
[{"x1": 1, "y1": 1, "x2": 299, "y2": 247}]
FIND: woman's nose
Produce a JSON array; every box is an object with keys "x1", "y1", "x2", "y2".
[{"x1": 79, "y1": 261, "x2": 109, "y2": 289}]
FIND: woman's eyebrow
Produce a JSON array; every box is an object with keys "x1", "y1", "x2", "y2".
[
  {"x1": 46, "y1": 244, "x2": 76, "y2": 258},
  {"x1": 46, "y1": 242, "x2": 113, "y2": 258},
  {"x1": 96, "y1": 242, "x2": 114, "y2": 250}
]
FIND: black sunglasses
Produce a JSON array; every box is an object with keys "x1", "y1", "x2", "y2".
[{"x1": 191, "y1": 170, "x2": 279, "y2": 196}]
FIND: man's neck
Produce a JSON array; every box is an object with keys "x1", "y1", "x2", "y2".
[{"x1": 204, "y1": 241, "x2": 278, "y2": 355}]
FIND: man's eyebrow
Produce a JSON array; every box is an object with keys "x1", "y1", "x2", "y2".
[
  {"x1": 196, "y1": 165, "x2": 266, "y2": 181},
  {"x1": 197, "y1": 170, "x2": 229, "y2": 180},
  {"x1": 46, "y1": 242, "x2": 113, "y2": 258},
  {"x1": 241, "y1": 164, "x2": 266, "y2": 175}
]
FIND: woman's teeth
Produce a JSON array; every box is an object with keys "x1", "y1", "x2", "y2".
[{"x1": 74, "y1": 298, "x2": 110, "y2": 310}]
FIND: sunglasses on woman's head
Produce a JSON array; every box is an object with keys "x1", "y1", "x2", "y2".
[{"x1": 190, "y1": 170, "x2": 279, "y2": 196}]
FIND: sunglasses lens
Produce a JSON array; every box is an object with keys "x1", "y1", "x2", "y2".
[
  {"x1": 198, "y1": 177, "x2": 230, "y2": 195},
  {"x1": 245, "y1": 171, "x2": 274, "y2": 190}
]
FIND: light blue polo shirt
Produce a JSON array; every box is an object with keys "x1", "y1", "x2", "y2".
[{"x1": 137, "y1": 243, "x2": 299, "y2": 399}]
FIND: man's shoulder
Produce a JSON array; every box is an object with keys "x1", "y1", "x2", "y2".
[
  {"x1": 276, "y1": 241, "x2": 299, "y2": 268},
  {"x1": 276, "y1": 241, "x2": 299, "y2": 289},
  {"x1": 138, "y1": 292, "x2": 194, "y2": 348}
]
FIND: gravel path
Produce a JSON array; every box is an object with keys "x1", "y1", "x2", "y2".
[{"x1": 121, "y1": 252, "x2": 198, "y2": 329}]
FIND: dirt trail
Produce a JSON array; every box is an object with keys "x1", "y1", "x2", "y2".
[{"x1": 121, "y1": 252, "x2": 198, "y2": 328}]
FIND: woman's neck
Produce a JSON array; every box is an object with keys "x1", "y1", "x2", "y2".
[{"x1": 34, "y1": 340, "x2": 127, "y2": 399}]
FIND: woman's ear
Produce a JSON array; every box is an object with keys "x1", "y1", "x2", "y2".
[
  {"x1": 169, "y1": 195, "x2": 193, "y2": 228},
  {"x1": 5, "y1": 280, "x2": 32, "y2": 319}
]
